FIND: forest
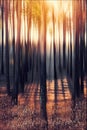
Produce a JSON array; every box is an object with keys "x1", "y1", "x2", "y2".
[{"x1": 0, "y1": 0, "x2": 87, "y2": 130}]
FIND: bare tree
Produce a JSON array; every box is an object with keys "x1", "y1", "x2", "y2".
[
  {"x1": 5, "y1": 0, "x2": 10, "y2": 95},
  {"x1": 73, "y1": 0, "x2": 80, "y2": 98},
  {"x1": 1, "y1": 0, "x2": 4, "y2": 74},
  {"x1": 63, "y1": 12, "x2": 66, "y2": 70}
]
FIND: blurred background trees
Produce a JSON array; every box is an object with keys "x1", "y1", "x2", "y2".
[{"x1": 0, "y1": 0, "x2": 86, "y2": 123}]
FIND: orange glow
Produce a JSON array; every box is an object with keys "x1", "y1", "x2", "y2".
[
  {"x1": 1, "y1": 0, "x2": 86, "y2": 50},
  {"x1": 14, "y1": 0, "x2": 73, "y2": 46}
]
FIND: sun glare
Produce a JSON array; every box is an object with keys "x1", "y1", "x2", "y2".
[
  {"x1": 3, "y1": 0, "x2": 85, "y2": 51},
  {"x1": 21, "y1": 0, "x2": 73, "y2": 46}
]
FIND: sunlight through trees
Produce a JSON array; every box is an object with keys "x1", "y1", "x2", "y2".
[{"x1": 0, "y1": 0, "x2": 87, "y2": 129}]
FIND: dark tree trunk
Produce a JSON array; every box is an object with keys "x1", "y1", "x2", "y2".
[
  {"x1": 63, "y1": 13, "x2": 66, "y2": 70},
  {"x1": 52, "y1": 8, "x2": 57, "y2": 80},
  {"x1": 74, "y1": 37, "x2": 80, "y2": 98},
  {"x1": 59, "y1": 42, "x2": 62, "y2": 73},
  {"x1": 49, "y1": 41, "x2": 52, "y2": 80},
  {"x1": 19, "y1": 44, "x2": 24, "y2": 93},
  {"x1": 85, "y1": 0, "x2": 87, "y2": 74},
  {"x1": 58, "y1": 21, "x2": 62, "y2": 73},
  {"x1": 67, "y1": 43, "x2": 69, "y2": 75},
  {"x1": 1, "y1": 0, "x2": 4, "y2": 74},
  {"x1": 40, "y1": 2, "x2": 47, "y2": 123},
  {"x1": 5, "y1": 0, "x2": 10, "y2": 95},
  {"x1": 24, "y1": 42, "x2": 28, "y2": 82},
  {"x1": 27, "y1": 1, "x2": 31, "y2": 82},
  {"x1": 79, "y1": 0, "x2": 85, "y2": 95},
  {"x1": 73, "y1": 1, "x2": 80, "y2": 98},
  {"x1": 80, "y1": 37, "x2": 84, "y2": 95},
  {"x1": 14, "y1": 0, "x2": 21, "y2": 99},
  {"x1": 12, "y1": 0, "x2": 15, "y2": 87},
  {"x1": 37, "y1": 19, "x2": 41, "y2": 82},
  {"x1": 40, "y1": 56, "x2": 47, "y2": 121},
  {"x1": 69, "y1": 13, "x2": 72, "y2": 78},
  {"x1": 70, "y1": 41, "x2": 72, "y2": 78}
]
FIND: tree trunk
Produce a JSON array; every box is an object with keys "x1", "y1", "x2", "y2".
[
  {"x1": 15, "y1": 0, "x2": 21, "y2": 98},
  {"x1": 59, "y1": 41, "x2": 62, "y2": 73},
  {"x1": 80, "y1": 37, "x2": 84, "y2": 95},
  {"x1": 58, "y1": 21, "x2": 62, "y2": 73},
  {"x1": 40, "y1": 2, "x2": 47, "y2": 123},
  {"x1": 52, "y1": 8, "x2": 57, "y2": 80},
  {"x1": 12, "y1": 0, "x2": 15, "y2": 87},
  {"x1": 69, "y1": 13, "x2": 72, "y2": 78},
  {"x1": 67, "y1": 42, "x2": 69, "y2": 75},
  {"x1": 73, "y1": 1, "x2": 80, "y2": 98},
  {"x1": 63, "y1": 12, "x2": 66, "y2": 70},
  {"x1": 5, "y1": 0, "x2": 10, "y2": 95},
  {"x1": 70, "y1": 41, "x2": 72, "y2": 78},
  {"x1": 1, "y1": 0, "x2": 4, "y2": 74}
]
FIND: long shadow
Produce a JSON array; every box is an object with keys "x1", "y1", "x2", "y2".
[
  {"x1": 54, "y1": 79, "x2": 58, "y2": 104},
  {"x1": 24, "y1": 83, "x2": 33, "y2": 104},
  {"x1": 67, "y1": 76, "x2": 74, "y2": 99},
  {"x1": 60, "y1": 75, "x2": 66, "y2": 101},
  {"x1": 52, "y1": 79, "x2": 58, "y2": 121},
  {"x1": 34, "y1": 81, "x2": 40, "y2": 110}
]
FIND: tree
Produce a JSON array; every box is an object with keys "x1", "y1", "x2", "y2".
[
  {"x1": 63, "y1": 12, "x2": 66, "y2": 70},
  {"x1": 58, "y1": 21, "x2": 62, "y2": 73},
  {"x1": 69, "y1": 13, "x2": 72, "y2": 78},
  {"x1": 67, "y1": 42, "x2": 69, "y2": 75},
  {"x1": 23, "y1": 1, "x2": 28, "y2": 83},
  {"x1": 52, "y1": 8, "x2": 57, "y2": 80},
  {"x1": 5, "y1": 0, "x2": 10, "y2": 95},
  {"x1": 1, "y1": 0, "x2": 4, "y2": 74},
  {"x1": 12, "y1": 0, "x2": 15, "y2": 88},
  {"x1": 15, "y1": 0, "x2": 22, "y2": 98},
  {"x1": 27, "y1": 0, "x2": 32, "y2": 83},
  {"x1": 79, "y1": 0, "x2": 85, "y2": 95},
  {"x1": 40, "y1": 1, "x2": 48, "y2": 124},
  {"x1": 73, "y1": 0, "x2": 80, "y2": 99}
]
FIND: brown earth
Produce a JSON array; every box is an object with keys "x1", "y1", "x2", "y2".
[{"x1": 0, "y1": 78, "x2": 86, "y2": 130}]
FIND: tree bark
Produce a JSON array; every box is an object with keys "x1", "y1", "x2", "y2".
[
  {"x1": 63, "y1": 12, "x2": 66, "y2": 70},
  {"x1": 73, "y1": 1, "x2": 80, "y2": 98},
  {"x1": 5, "y1": 0, "x2": 10, "y2": 95},
  {"x1": 1, "y1": 0, "x2": 4, "y2": 74},
  {"x1": 40, "y1": 1, "x2": 47, "y2": 122}
]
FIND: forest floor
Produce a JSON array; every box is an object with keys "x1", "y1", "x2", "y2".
[{"x1": 0, "y1": 76, "x2": 87, "y2": 130}]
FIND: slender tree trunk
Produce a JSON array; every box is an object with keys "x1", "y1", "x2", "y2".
[
  {"x1": 49, "y1": 41, "x2": 52, "y2": 80},
  {"x1": 1, "y1": 0, "x2": 4, "y2": 74},
  {"x1": 24, "y1": 42, "x2": 28, "y2": 82},
  {"x1": 37, "y1": 20, "x2": 41, "y2": 82},
  {"x1": 20, "y1": 44, "x2": 24, "y2": 93},
  {"x1": 73, "y1": 1, "x2": 80, "y2": 98},
  {"x1": 5, "y1": 0, "x2": 10, "y2": 95},
  {"x1": 15, "y1": 0, "x2": 21, "y2": 98},
  {"x1": 58, "y1": 21, "x2": 62, "y2": 73},
  {"x1": 69, "y1": 13, "x2": 72, "y2": 78},
  {"x1": 79, "y1": 0, "x2": 85, "y2": 95},
  {"x1": 28, "y1": 1, "x2": 32, "y2": 82},
  {"x1": 85, "y1": 0, "x2": 87, "y2": 75},
  {"x1": 24, "y1": 3, "x2": 28, "y2": 83},
  {"x1": 63, "y1": 12, "x2": 66, "y2": 70},
  {"x1": 27, "y1": 2, "x2": 31, "y2": 83},
  {"x1": 67, "y1": 42, "x2": 69, "y2": 75},
  {"x1": 12, "y1": 0, "x2": 15, "y2": 87},
  {"x1": 59, "y1": 40, "x2": 62, "y2": 73},
  {"x1": 52, "y1": 8, "x2": 57, "y2": 80},
  {"x1": 70, "y1": 40, "x2": 72, "y2": 78},
  {"x1": 80, "y1": 37, "x2": 84, "y2": 95},
  {"x1": 86, "y1": 1, "x2": 87, "y2": 129},
  {"x1": 40, "y1": 2, "x2": 47, "y2": 123}
]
